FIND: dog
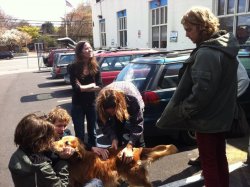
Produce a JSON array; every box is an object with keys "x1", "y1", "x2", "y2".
[{"x1": 52, "y1": 136, "x2": 178, "y2": 187}]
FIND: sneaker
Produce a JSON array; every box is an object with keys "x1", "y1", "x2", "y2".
[{"x1": 188, "y1": 156, "x2": 201, "y2": 167}]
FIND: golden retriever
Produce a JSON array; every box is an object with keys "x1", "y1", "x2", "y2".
[{"x1": 52, "y1": 136, "x2": 178, "y2": 187}]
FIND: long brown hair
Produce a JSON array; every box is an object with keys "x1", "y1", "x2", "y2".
[
  {"x1": 181, "y1": 7, "x2": 220, "y2": 41},
  {"x1": 14, "y1": 113, "x2": 56, "y2": 153},
  {"x1": 75, "y1": 41, "x2": 98, "y2": 76},
  {"x1": 96, "y1": 89, "x2": 129, "y2": 124}
]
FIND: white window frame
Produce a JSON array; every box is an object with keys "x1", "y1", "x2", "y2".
[
  {"x1": 151, "y1": 5, "x2": 168, "y2": 48},
  {"x1": 118, "y1": 16, "x2": 127, "y2": 47},
  {"x1": 99, "y1": 20, "x2": 106, "y2": 47}
]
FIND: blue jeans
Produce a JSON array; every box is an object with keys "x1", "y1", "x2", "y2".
[
  {"x1": 71, "y1": 104, "x2": 97, "y2": 147},
  {"x1": 83, "y1": 178, "x2": 103, "y2": 187}
]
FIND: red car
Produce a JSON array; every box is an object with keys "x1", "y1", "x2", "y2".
[
  {"x1": 64, "y1": 49, "x2": 158, "y2": 85},
  {"x1": 95, "y1": 49, "x2": 159, "y2": 85}
]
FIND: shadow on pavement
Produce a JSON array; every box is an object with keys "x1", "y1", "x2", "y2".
[
  {"x1": 227, "y1": 135, "x2": 249, "y2": 152},
  {"x1": 229, "y1": 164, "x2": 250, "y2": 187},
  {"x1": 58, "y1": 103, "x2": 71, "y2": 113},
  {"x1": 37, "y1": 80, "x2": 67, "y2": 88},
  {"x1": 152, "y1": 166, "x2": 201, "y2": 186},
  {"x1": 20, "y1": 89, "x2": 72, "y2": 103}
]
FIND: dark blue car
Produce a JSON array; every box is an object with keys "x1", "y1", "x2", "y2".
[{"x1": 115, "y1": 49, "x2": 250, "y2": 145}]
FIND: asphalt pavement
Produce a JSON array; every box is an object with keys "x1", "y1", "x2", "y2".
[{"x1": 148, "y1": 135, "x2": 250, "y2": 187}]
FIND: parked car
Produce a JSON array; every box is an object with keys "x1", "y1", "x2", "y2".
[
  {"x1": 115, "y1": 49, "x2": 250, "y2": 145},
  {"x1": 0, "y1": 51, "x2": 14, "y2": 59},
  {"x1": 64, "y1": 48, "x2": 159, "y2": 85},
  {"x1": 51, "y1": 53, "x2": 75, "y2": 78},
  {"x1": 44, "y1": 48, "x2": 74, "y2": 67}
]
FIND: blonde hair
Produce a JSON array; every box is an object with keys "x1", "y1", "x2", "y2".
[
  {"x1": 181, "y1": 7, "x2": 220, "y2": 38},
  {"x1": 47, "y1": 107, "x2": 71, "y2": 125},
  {"x1": 96, "y1": 89, "x2": 129, "y2": 124}
]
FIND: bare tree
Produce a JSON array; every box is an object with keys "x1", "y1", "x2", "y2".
[{"x1": 58, "y1": 3, "x2": 93, "y2": 42}]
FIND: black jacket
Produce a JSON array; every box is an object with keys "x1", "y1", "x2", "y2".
[{"x1": 68, "y1": 63, "x2": 102, "y2": 106}]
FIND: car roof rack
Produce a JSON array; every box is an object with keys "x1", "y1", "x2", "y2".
[
  {"x1": 99, "y1": 47, "x2": 156, "y2": 53},
  {"x1": 142, "y1": 49, "x2": 193, "y2": 57}
]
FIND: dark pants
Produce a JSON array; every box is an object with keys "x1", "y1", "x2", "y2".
[
  {"x1": 71, "y1": 104, "x2": 97, "y2": 147},
  {"x1": 196, "y1": 132, "x2": 229, "y2": 187}
]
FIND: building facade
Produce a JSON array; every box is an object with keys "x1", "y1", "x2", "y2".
[{"x1": 91, "y1": 0, "x2": 250, "y2": 50}]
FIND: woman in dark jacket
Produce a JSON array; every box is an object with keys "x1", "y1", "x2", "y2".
[
  {"x1": 96, "y1": 81, "x2": 145, "y2": 163},
  {"x1": 156, "y1": 7, "x2": 239, "y2": 187},
  {"x1": 68, "y1": 41, "x2": 102, "y2": 147}
]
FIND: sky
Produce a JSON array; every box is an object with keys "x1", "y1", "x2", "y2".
[{"x1": 0, "y1": 0, "x2": 87, "y2": 26}]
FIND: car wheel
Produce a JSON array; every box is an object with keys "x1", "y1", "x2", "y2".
[{"x1": 179, "y1": 130, "x2": 196, "y2": 146}]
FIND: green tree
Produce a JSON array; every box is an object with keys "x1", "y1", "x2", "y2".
[
  {"x1": 17, "y1": 26, "x2": 40, "y2": 40},
  {"x1": 17, "y1": 25, "x2": 40, "y2": 40},
  {"x1": 36, "y1": 35, "x2": 57, "y2": 50},
  {"x1": 41, "y1": 22, "x2": 55, "y2": 34}
]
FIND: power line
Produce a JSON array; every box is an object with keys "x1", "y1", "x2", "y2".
[{"x1": 0, "y1": 18, "x2": 92, "y2": 23}]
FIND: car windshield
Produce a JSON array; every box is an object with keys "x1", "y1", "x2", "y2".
[
  {"x1": 116, "y1": 63, "x2": 156, "y2": 91},
  {"x1": 59, "y1": 54, "x2": 75, "y2": 65},
  {"x1": 100, "y1": 56, "x2": 131, "y2": 71}
]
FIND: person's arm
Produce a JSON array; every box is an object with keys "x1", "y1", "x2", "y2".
[
  {"x1": 180, "y1": 49, "x2": 222, "y2": 118},
  {"x1": 30, "y1": 154, "x2": 69, "y2": 187},
  {"x1": 98, "y1": 118, "x2": 118, "y2": 146},
  {"x1": 237, "y1": 58, "x2": 250, "y2": 97},
  {"x1": 126, "y1": 96, "x2": 144, "y2": 146},
  {"x1": 68, "y1": 64, "x2": 81, "y2": 93},
  {"x1": 95, "y1": 67, "x2": 103, "y2": 87},
  {"x1": 84, "y1": 67, "x2": 103, "y2": 92}
]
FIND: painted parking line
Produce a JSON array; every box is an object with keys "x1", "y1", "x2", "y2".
[
  {"x1": 50, "y1": 86, "x2": 71, "y2": 90},
  {"x1": 57, "y1": 99, "x2": 71, "y2": 103},
  {"x1": 159, "y1": 162, "x2": 245, "y2": 187},
  {"x1": 44, "y1": 79, "x2": 64, "y2": 82}
]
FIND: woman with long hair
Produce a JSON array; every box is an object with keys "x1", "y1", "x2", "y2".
[
  {"x1": 96, "y1": 81, "x2": 145, "y2": 163},
  {"x1": 68, "y1": 41, "x2": 102, "y2": 147}
]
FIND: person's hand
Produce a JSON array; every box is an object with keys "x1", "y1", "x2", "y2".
[
  {"x1": 119, "y1": 144, "x2": 133, "y2": 164},
  {"x1": 92, "y1": 147, "x2": 109, "y2": 160},
  {"x1": 111, "y1": 139, "x2": 118, "y2": 150},
  {"x1": 58, "y1": 146, "x2": 75, "y2": 159},
  {"x1": 76, "y1": 79, "x2": 81, "y2": 86}
]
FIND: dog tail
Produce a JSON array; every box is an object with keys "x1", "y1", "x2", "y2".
[{"x1": 141, "y1": 144, "x2": 178, "y2": 164}]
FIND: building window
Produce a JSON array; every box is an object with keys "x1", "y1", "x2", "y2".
[
  {"x1": 216, "y1": 0, "x2": 250, "y2": 45},
  {"x1": 150, "y1": 1, "x2": 167, "y2": 48},
  {"x1": 117, "y1": 10, "x2": 127, "y2": 47},
  {"x1": 99, "y1": 20, "x2": 106, "y2": 47}
]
